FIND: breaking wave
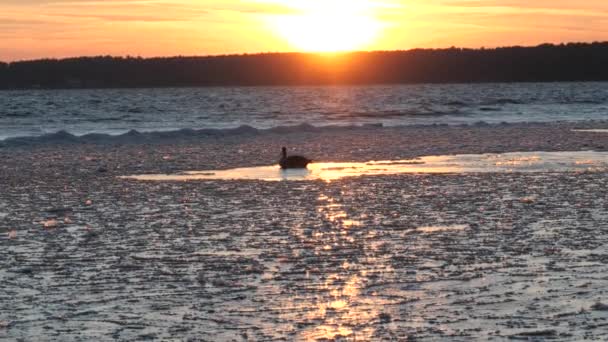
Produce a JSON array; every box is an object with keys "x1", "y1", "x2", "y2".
[{"x1": 0, "y1": 123, "x2": 383, "y2": 147}]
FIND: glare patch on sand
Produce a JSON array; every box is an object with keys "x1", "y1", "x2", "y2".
[
  {"x1": 121, "y1": 151, "x2": 608, "y2": 182},
  {"x1": 416, "y1": 224, "x2": 469, "y2": 233},
  {"x1": 572, "y1": 129, "x2": 608, "y2": 133}
]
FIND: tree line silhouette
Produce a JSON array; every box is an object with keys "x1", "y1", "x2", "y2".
[{"x1": 1, "y1": 42, "x2": 607, "y2": 89}]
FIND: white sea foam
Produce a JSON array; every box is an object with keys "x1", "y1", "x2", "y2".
[{"x1": 573, "y1": 129, "x2": 608, "y2": 133}]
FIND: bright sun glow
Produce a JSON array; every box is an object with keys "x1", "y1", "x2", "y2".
[{"x1": 268, "y1": 0, "x2": 383, "y2": 52}]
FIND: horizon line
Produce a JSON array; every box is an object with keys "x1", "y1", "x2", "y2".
[{"x1": 3, "y1": 40, "x2": 607, "y2": 64}]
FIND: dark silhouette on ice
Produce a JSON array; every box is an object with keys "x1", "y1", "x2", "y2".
[{"x1": 279, "y1": 147, "x2": 311, "y2": 169}]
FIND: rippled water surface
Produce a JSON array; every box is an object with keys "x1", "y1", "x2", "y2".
[{"x1": 2, "y1": 82, "x2": 608, "y2": 139}]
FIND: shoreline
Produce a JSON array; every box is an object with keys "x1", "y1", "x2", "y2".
[
  {"x1": 3, "y1": 121, "x2": 608, "y2": 182},
  {"x1": 3, "y1": 119, "x2": 608, "y2": 147}
]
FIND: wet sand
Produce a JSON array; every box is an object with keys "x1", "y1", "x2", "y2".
[{"x1": 2, "y1": 121, "x2": 608, "y2": 340}]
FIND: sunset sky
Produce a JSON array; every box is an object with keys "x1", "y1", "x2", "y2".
[{"x1": 1, "y1": 0, "x2": 608, "y2": 61}]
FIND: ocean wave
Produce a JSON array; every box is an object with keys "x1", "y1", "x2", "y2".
[
  {"x1": 557, "y1": 99, "x2": 608, "y2": 105},
  {"x1": 479, "y1": 107, "x2": 502, "y2": 112},
  {"x1": 88, "y1": 117, "x2": 127, "y2": 123},
  {"x1": 2, "y1": 111, "x2": 34, "y2": 118},
  {"x1": 444, "y1": 101, "x2": 468, "y2": 106},
  {"x1": 483, "y1": 99, "x2": 524, "y2": 105},
  {"x1": 1, "y1": 119, "x2": 607, "y2": 148},
  {"x1": 0, "y1": 120, "x2": 538, "y2": 147},
  {"x1": 0, "y1": 123, "x2": 397, "y2": 147},
  {"x1": 346, "y1": 110, "x2": 464, "y2": 118}
]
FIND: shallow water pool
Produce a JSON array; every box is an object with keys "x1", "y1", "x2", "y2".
[{"x1": 121, "y1": 151, "x2": 608, "y2": 182}]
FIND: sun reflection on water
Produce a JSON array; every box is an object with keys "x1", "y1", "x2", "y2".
[
  {"x1": 120, "y1": 151, "x2": 608, "y2": 182},
  {"x1": 287, "y1": 191, "x2": 392, "y2": 340}
]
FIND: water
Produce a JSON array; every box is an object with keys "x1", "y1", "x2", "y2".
[
  {"x1": 122, "y1": 151, "x2": 608, "y2": 182},
  {"x1": 572, "y1": 129, "x2": 608, "y2": 133},
  {"x1": 4, "y1": 82, "x2": 608, "y2": 340},
  {"x1": 1, "y1": 82, "x2": 608, "y2": 140},
  {"x1": 5, "y1": 167, "x2": 608, "y2": 340}
]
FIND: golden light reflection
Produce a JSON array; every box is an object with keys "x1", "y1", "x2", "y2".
[
  {"x1": 416, "y1": 224, "x2": 468, "y2": 234},
  {"x1": 292, "y1": 191, "x2": 390, "y2": 340},
  {"x1": 494, "y1": 156, "x2": 541, "y2": 167},
  {"x1": 120, "y1": 151, "x2": 608, "y2": 183}
]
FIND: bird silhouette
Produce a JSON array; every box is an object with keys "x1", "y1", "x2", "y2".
[{"x1": 279, "y1": 147, "x2": 312, "y2": 169}]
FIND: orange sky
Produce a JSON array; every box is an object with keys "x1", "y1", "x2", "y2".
[{"x1": 1, "y1": 0, "x2": 608, "y2": 61}]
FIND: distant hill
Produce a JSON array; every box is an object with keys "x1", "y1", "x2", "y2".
[{"x1": 1, "y1": 42, "x2": 608, "y2": 89}]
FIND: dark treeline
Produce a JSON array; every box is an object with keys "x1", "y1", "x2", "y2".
[{"x1": 1, "y1": 42, "x2": 608, "y2": 89}]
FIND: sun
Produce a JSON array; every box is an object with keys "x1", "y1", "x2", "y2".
[{"x1": 269, "y1": 1, "x2": 383, "y2": 53}]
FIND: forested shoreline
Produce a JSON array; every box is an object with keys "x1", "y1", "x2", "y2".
[{"x1": 1, "y1": 42, "x2": 607, "y2": 89}]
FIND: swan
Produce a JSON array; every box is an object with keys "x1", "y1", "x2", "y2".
[{"x1": 279, "y1": 147, "x2": 312, "y2": 169}]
